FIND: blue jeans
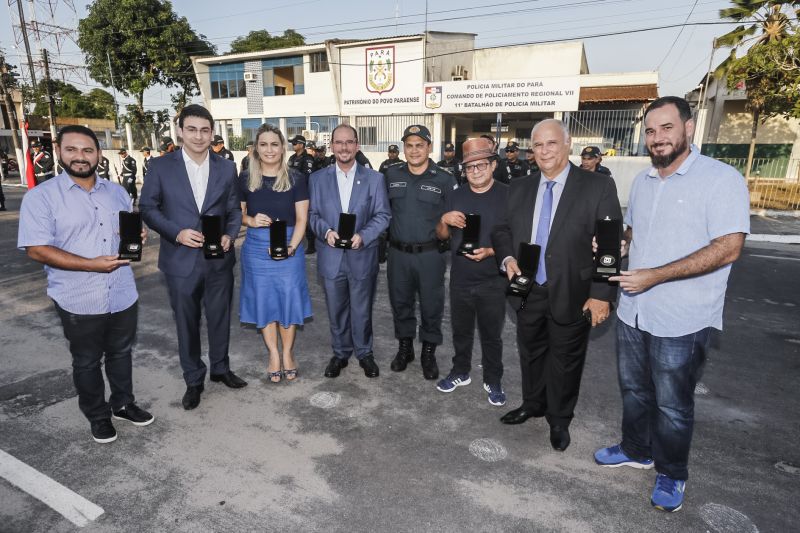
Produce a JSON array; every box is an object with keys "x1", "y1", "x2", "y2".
[{"x1": 617, "y1": 320, "x2": 710, "y2": 480}]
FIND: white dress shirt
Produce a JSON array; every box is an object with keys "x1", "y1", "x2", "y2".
[
  {"x1": 335, "y1": 162, "x2": 357, "y2": 213},
  {"x1": 182, "y1": 149, "x2": 210, "y2": 212}
]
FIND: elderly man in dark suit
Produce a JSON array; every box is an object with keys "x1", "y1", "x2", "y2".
[
  {"x1": 308, "y1": 124, "x2": 391, "y2": 378},
  {"x1": 140, "y1": 104, "x2": 245, "y2": 410},
  {"x1": 492, "y1": 119, "x2": 622, "y2": 451}
]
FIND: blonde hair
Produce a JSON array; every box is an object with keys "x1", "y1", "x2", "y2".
[{"x1": 248, "y1": 123, "x2": 292, "y2": 193}]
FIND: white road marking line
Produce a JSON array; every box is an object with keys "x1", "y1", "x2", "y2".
[
  {"x1": 748, "y1": 254, "x2": 800, "y2": 262},
  {"x1": 0, "y1": 449, "x2": 104, "y2": 527}
]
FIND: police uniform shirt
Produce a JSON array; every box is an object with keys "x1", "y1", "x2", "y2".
[
  {"x1": 507, "y1": 159, "x2": 529, "y2": 179},
  {"x1": 241, "y1": 154, "x2": 250, "y2": 172},
  {"x1": 379, "y1": 158, "x2": 403, "y2": 175},
  {"x1": 595, "y1": 164, "x2": 613, "y2": 177},
  {"x1": 142, "y1": 156, "x2": 153, "y2": 177},
  {"x1": 355, "y1": 151, "x2": 373, "y2": 169},
  {"x1": 33, "y1": 151, "x2": 54, "y2": 176},
  {"x1": 288, "y1": 152, "x2": 315, "y2": 177},
  {"x1": 97, "y1": 156, "x2": 111, "y2": 179},
  {"x1": 385, "y1": 159, "x2": 457, "y2": 244},
  {"x1": 121, "y1": 155, "x2": 137, "y2": 178},
  {"x1": 312, "y1": 155, "x2": 331, "y2": 172},
  {"x1": 219, "y1": 148, "x2": 234, "y2": 161}
]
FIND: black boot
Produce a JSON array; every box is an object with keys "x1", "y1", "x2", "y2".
[
  {"x1": 420, "y1": 342, "x2": 439, "y2": 380},
  {"x1": 390, "y1": 338, "x2": 415, "y2": 372}
]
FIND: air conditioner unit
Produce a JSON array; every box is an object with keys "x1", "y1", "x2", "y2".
[
  {"x1": 452, "y1": 65, "x2": 468, "y2": 81},
  {"x1": 243, "y1": 72, "x2": 256, "y2": 82},
  {"x1": 302, "y1": 129, "x2": 316, "y2": 141},
  {"x1": 451, "y1": 76, "x2": 464, "y2": 81}
]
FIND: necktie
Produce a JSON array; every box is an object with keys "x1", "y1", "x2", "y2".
[{"x1": 534, "y1": 180, "x2": 556, "y2": 285}]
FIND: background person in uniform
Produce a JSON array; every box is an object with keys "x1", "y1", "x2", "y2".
[
  {"x1": 580, "y1": 146, "x2": 613, "y2": 177},
  {"x1": 211, "y1": 135, "x2": 234, "y2": 161},
  {"x1": 140, "y1": 104, "x2": 246, "y2": 411},
  {"x1": 18, "y1": 125, "x2": 154, "y2": 444},
  {"x1": 435, "y1": 137, "x2": 509, "y2": 406},
  {"x1": 496, "y1": 141, "x2": 529, "y2": 183},
  {"x1": 313, "y1": 143, "x2": 331, "y2": 171},
  {"x1": 379, "y1": 144, "x2": 404, "y2": 175},
  {"x1": 525, "y1": 147, "x2": 539, "y2": 175},
  {"x1": 97, "y1": 149, "x2": 111, "y2": 180},
  {"x1": 241, "y1": 140, "x2": 254, "y2": 173},
  {"x1": 385, "y1": 124, "x2": 457, "y2": 380},
  {"x1": 594, "y1": 96, "x2": 749, "y2": 513},
  {"x1": 288, "y1": 135, "x2": 316, "y2": 254},
  {"x1": 437, "y1": 142, "x2": 464, "y2": 184},
  {"x1": 309, "y1": 124, "x2": 390, "y2": 379},
  {"x1": 238, "y1": 124, "x2": 312, "y2": 383},
  {"x1": 31, "y1": 140, "x2": 55, "y2": 184},
  {"x1": 118, "y1": 148, "x2": 138, "y2": 206},
  {"x1": 159, "y1": 137, "x2": 176, "y2": 156},
  {"x1": 492, "y1": 119, "x2": 622, "y2": 452},
  {"x1": 142, "y1": 147, "x2": 154, "y2": 179}
]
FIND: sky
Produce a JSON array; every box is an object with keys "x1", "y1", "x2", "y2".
[{"x1": 0, "y1": 0, "x2": 743, "y2": 113}]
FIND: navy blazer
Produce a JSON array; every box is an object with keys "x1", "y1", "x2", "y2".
[
  {"x1": 140, "y1": 149, "x2": 243, "y2": 278},
  {"x1": 308, "y1": 163, "x2": 391, "y2": 280}
]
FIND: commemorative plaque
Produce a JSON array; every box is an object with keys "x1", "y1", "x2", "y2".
[
  {"x1": 507, "y1": 242, "x2": 541, "y2": 297},
  {"x1": 594, "y1": 217, "x2": 622, "y2": 281},
  {"x1": 270, "y1": 220, "x2": 288, "y2": 259},
  {"x1": 201, "y1": 215, "x2": 224, "y2": 259},
  {"x1": 118, "y1": 211, "x2": 142, "y2": 261},
  {"x1": 457, "y1": 213, "x2": 481, "y2": 256},
  {"x1": 334, "y1": 213, "x2": 356, "y2": 249}
]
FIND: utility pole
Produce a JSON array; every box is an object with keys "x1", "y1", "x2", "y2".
[
  {"x1": 14, "y1": 0, "x2": 37, "y2": 90},
  {"x1": 42, "y1": 49, "x2": 57, "y2": 139},
  {"x1": 106, "y1": 51, "x2": 120, "y2": 130},
  {"x1": 0, "y1": 55, "x2": 24, "y2": 184}
]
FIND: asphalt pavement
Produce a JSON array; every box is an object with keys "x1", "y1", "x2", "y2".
[{"x1": 0, "y1": 185, "x2": 798, "y2": 532}]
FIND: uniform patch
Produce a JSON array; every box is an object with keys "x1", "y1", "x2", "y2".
[
  {"x1": 389, "y1": 181, "x2": 407, "y2": 188},
  {"x1": 420, "y1": 185, "x2": 441, "y2": 194}
]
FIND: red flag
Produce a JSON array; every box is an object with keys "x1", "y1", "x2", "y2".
[{"x1": 22, "y1": 120, "x2": 36, "y2": 189}]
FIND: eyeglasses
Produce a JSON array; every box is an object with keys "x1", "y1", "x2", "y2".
[
  {"x1": 332, "y1": 140, "x2": 357, "y2": 147},
  {"x1": 464, "y1": 161, "x2": 490, "y2": 173}
]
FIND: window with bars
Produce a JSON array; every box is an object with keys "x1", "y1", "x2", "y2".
[
  {"x1": 285, "y1": 117, "x2": 306, "y2": 139},
  {"x1": 310, "y1": 52, "x2": 329, "y2": 73}
]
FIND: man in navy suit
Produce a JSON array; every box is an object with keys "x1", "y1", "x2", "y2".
[
  {"x1": 308, "y1": 124, "x2": 391, "y2": 378},
  {"x1": 140, "y1": 104, "x2": 245, "y2": 410}
]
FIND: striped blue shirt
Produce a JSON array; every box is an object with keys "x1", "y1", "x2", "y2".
[
  {"x1": 17, "y1": 172, "x2": 138, "y2": 315},
  {"x1": 616, "y1": 146, "x2": 750, "y2": 337}
]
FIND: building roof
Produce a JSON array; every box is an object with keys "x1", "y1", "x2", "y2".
[{"x1": 579, "y1": 84, "x2": 658, "y2": 103}]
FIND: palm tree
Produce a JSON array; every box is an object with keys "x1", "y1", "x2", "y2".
[{"x1": 715, "y1": 1, "x2": 800, "y2": 179}]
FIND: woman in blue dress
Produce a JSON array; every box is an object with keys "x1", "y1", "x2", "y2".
[{"x1": 238, "y1": 124, "x2": 312, "y2": 382}]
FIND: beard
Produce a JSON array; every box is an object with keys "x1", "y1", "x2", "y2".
[
  {"x1": 65, "y1": 159, "x2": 99, "y2": 179},
  {"x1": 647, "y1": 136, "x2": 689, "y2": 169}
]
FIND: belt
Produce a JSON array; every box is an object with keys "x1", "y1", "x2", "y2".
[
  {"x1": 390, "y1": 240, "x2": 439, "y2": 254},
  {"x1": 35, "y1": 172, "x2": 53, "y2": 177}
]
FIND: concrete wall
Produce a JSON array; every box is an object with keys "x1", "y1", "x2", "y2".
[
  {"x1": 715, "y1": 100, "x2": 800, "y2": 145},
  {"x1": 425, "y1": 32, "x2": 475, "y2": 83},
  {"x1": 473, "y1": 42, "x2": 586, "y2": 79},
  {"x1": 569, "y1": 155, "x2": 651, "y2": 207}
]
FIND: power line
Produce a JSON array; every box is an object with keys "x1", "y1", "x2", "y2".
[{"x1": 655, "y1": 0, "x2": 700, "y2": 70}]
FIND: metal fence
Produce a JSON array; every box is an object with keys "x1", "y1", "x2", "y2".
[
  {"x1": 718, "y1": 158, "x2": 800, "y2": 210},
  {"x1": 563, "y1": 109, "x2": 645, "y2": 157},
  {"x1": 348, "y1": 114, "x2": 435, "y2": 153}
]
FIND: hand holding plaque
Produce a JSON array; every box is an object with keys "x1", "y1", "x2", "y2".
[
  {"x1": 457, "y1": 213, "x2": 481, "y2": 256},
  {"x1": 593, "y1": 217, "x2": 622, "y2": 281},
  {"x1": 334, "y1": 213, "x2": 356, "y2": 249},
  {"x1": 118, "y1": 211, "x2": 142, "y2": 261},
  {"x1": 201, "y1": 215, "x2": 224, "y2": 259},
  {"x1": 270, "y1": 220, "x2": 288, "y2": 259},
  {"x1": 507, "y1": 242, "x2": 541, "y2": 298}
]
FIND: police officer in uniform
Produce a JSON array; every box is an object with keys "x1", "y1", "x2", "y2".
[
  {"x1": 579, "y1": 146, "x2": 613, "y2": 177},
  {"x1": 494, "y1": 142, "x2": 529, "y2": 183},
  {"x1": 118, "y1": 148, "x2": 138, "y2": 205},
  {"x1": 437, "y1": 142, "x2": 464, "y2": 184},
  {"x1": 313, "y1": 143, "x2": 331, "y2": 171},
  {"x1": 211, "y1": 135, "x2": 234, "y2": 161},
  {"x1": 241, "y1": 140, "x2": 254, "y2": 172},
  {"x1": 385, "y1": 124, "x2": 457, "y2": 380},
  {"x1": 379, "y1": 144, "x2": 404, "y2": 175},
  {"x1": 141, "y1": 147, "x2": 154, "y2": 179},
  {"x1": 31, "y1": 140, "x2": 55, "y2": 184},
  {"x1": 525, "y1": 147, "x2": 540, "y2": 175},
  {"x1": 288, "y1": 134, "x2": 317, "y2": 253},
  {"x1": 355, "y1": 150, "x2": 373, "y2": 169},
  {"x1": 97, "y1": 150, "x2": 111, "y2": 180},
  {"x1": 159, "y1": 137, "x2": 176, "y2": 156}
]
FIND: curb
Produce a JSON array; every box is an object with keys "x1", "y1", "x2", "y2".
[{"x1": 747, "y1": 234, "x2": 800, "y2": 244}]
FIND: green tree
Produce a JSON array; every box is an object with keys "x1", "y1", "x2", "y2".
[
  {"x1": 716, "y1": 0, "x2": 800, "y2": 178},
  {"x1": 229, "y1": 29, "x2": 305, "y2": 54},
  {"x1": 78, "y1": 0, "x2": 214, "y2": 116},
  {"x1": 122, "y1": 104, "x2": 171, "y2": 148}
]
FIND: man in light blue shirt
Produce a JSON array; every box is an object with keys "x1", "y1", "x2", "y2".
[
  {"x1": 594, "y1": 97, "x2": 749, "y2": 513},
  {"x1": 18, "y1": 125, "x2": 154, "y2": 444}
]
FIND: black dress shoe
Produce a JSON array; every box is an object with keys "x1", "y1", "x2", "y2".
[
  {"x1": 324, "y1": 356, "x2": 348, "y2": 378},
  {"x1": 182, "y1": 384, "x2": 204, "y2": 410},
  {"x1": 549, "y1": 426, "x2": 571, "y2": 451},
  {"x1": 210, "y1": 371, "x2": 248, "y2": 388},
  {"x1": 420, "y1": 341, "x2": 439, "y2": 380},
  {"x1": 500, "y1": 406, "x2": 546, "y2": 425},
  {"x1": 358, "y1": 355, "x2": 380, "y2": 378},
  {"x1": 390, "y1": 338, "x2": 414, "y2": 372}
]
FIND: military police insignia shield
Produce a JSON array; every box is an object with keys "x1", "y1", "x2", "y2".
[
  {"x1": 425, "y1": 86, "x2": 442, "y2": 110},
  {"x1": 366, "y1": 46, "x2": 395, "y2": 95}
]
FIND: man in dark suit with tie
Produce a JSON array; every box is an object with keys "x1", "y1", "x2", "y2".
[
  {"x1": 140, "y1": 104, "x2": 246, "y2": 410},
  {"x1": 309, "y1": 124, "x2": 391, "y2": 378},
  {"x1": 492, "y1": 119, "x2": 622, "y2": 451}
]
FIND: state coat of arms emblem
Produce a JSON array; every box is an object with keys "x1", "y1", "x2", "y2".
[
  {"x1": 425, "y1": 86, "x2": 442, "y2": 109},
  {"x1": 366, "y1": 46, "x2": 395, "y2": 95}
]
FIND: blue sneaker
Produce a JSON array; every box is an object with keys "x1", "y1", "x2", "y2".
[
  {"x1": 483, "y1": 383, "x2": 507, "y2": 406},
  {"x1": 651, "y1": 473, "x2": 686, "y2": 512},
  {"x1": 436, "y1": 373, "x2": 471, "y2": 392},
  {"x1": 594, "y1": 444, "x2": 654, "y2": 469}
]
